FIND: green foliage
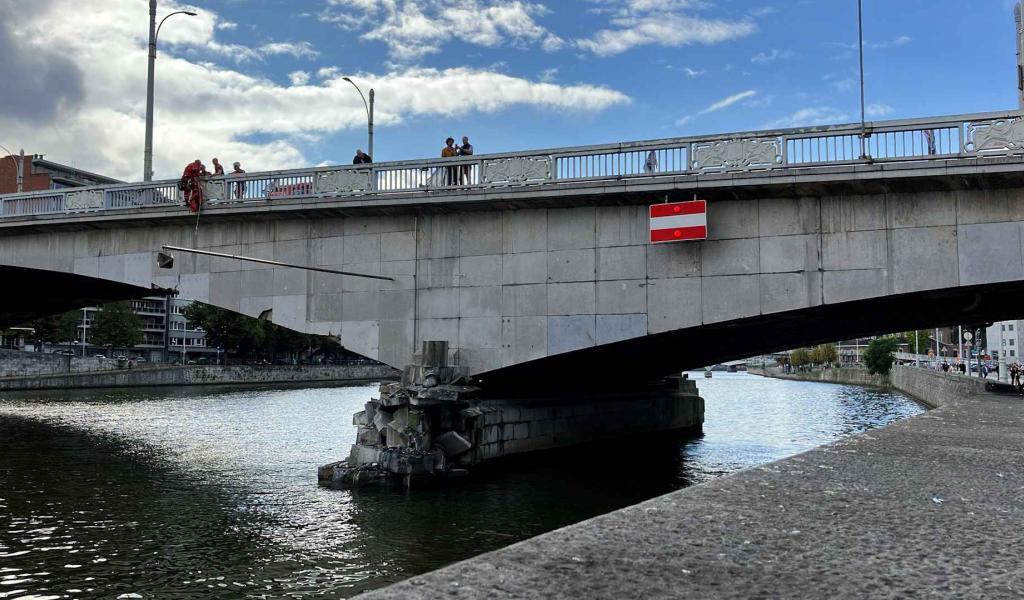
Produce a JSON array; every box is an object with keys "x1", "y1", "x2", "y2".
[
  {"x1": 903, "y1": 330, "x2": 931, "y2": 355},
  {"x1": 790, "y1": 347, "x2": 810, "y2": 367},
  {"x1": 864, "y1": 337, "x2": 899, "y2": 375},
  {"x1": 91, "y1": 302, "x2": 143, "y2": 350},
  {"x1": 183, "y1": 302, "x2": 336, "y2": 361},
  {"x1": 22, "y1": 311, "x2": 80, "y2": 346}
]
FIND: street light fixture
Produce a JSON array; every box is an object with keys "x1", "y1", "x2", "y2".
[
  {"x1": 342, "y1": 77, "x2": 375, "y2": 161},
  {"x1": 143, "y1": 1, "x2": 197, "y2": 182}
]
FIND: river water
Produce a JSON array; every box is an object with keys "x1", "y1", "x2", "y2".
[{"x1": 0, "y1": 372, "x2": 923, "y2": 599}]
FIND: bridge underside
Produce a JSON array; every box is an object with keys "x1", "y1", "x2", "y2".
[
  {"x1": 0, "y1": 266, "x2": 165, "y2": 327},
  {"x1": 477, "y1": 279, "x2": 1024, "y2": 392}
]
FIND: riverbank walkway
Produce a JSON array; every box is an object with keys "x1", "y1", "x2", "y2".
[{"x1": 360, "y1": 367, "x2": 1023, "y2": 598}]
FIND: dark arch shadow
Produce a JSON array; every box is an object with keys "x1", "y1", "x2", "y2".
[
  {"x1": 0, "y1": 265, "x2": 173, "y2": 327},
  {"x1": 478, "y1": 279, "x2": 1024, "y2": 392}
]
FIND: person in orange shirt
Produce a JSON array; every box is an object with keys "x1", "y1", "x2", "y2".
[{"x1": 441, "y1": 137, "x2": 458, "y2": 186}]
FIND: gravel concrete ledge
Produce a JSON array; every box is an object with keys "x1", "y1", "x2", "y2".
[{"x1": 359, "y1": 368, "x2": 1024, "y2": 598}]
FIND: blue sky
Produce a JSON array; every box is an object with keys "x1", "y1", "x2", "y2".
[{"x1": 3, "y1": 0, "x2": 1020, "y2": 180}]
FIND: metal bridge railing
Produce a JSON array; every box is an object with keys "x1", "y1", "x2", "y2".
[{"x1": 3, "y1": 109, "x2": 1023, "y2": 220}]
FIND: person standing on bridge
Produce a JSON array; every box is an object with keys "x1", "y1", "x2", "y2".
[
  {"x1": 644, "y1": 150, "x2": 658, "y2": 173},
  {"x1": 211, "y1": 157, "x2": 225, "y2": 176},
  {"x1": 231, "y1": 161, "x2": 246, "y2": 199},
  {"x1": 458, "y1": 136, "x2": 474, "y2": 184},
  {"x1": 441, "y1": 137, "x2": 458, "y2": 186},
  {"x1": 180, "y1": 159, "x2": 207, "y2": 212},
  {"x1": 353, "y1": 149, "x2": 372, "y2": 164}
]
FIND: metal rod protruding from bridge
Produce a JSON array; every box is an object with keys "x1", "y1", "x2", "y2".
[{"x1": 160, "y1": 245, "x2": 395, "y2": 281}]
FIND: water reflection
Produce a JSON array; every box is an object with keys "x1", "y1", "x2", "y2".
[{"x1": 0, "y1": 373, "x2": 923, "y2": 598}]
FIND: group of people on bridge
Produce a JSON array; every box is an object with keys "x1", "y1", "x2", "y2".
[{"x1": 180, "y1": 158, "x2": 246, "y2": 212}]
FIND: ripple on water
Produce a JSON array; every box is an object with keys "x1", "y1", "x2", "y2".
[{"x1": 0, "y1": 376, "x2": 922, "y2": 598}]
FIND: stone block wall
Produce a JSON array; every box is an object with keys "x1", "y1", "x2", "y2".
[{"x1": 0, "y1": 348, "x2": 122, "y2": 378}]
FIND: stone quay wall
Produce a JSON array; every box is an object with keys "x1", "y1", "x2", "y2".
[
  {"x1": 0, "y1": 363, "x2": 398, "y2": 391},
  {"x1": 748, "y1": 365, "x2": 991, "y2": 408},
  {"x1": 0, "y1": 348, "x2": 121, "y2": 378}
]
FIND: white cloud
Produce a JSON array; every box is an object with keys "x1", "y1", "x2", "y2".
[
  {"x1": 751, "y1": 48, "x2": 793, "y2": 64},
  {"x1": 540, "y1": 67, "x2": 559, "y2": 82},
  {"x1": 763, "y1": 107, "x2": 851, "y2": 129},
  {"x1": 320, "y1": 0, "x2": 561, "y2": 61},
  {"x1": 216, "y1": 20, "x2": 237, "y2": 30},
  {"x1": 289, "y1": 70, "x2": 311, "y2": 86},
  {"x1": 259, "y1": 41, "x2": 319, "y2": 59},
  {"x1": 683, "y1": 67, "x2": 707, "y2": 78},
  {"x1": 2, "y1": 0, "x2": 629, "y2": 181},
  {"x1": 676, "y1": 90, "x2": 756, "y2": 126},
  {"x1": 872, "y1": 35, "x2": 911, "y2": 49},
  {"x1": 577, "y1": 9, "x2": 756, "y2": 56},
  {"x1": 865, "y1": 102, "x2": 893, "y2": 118}
]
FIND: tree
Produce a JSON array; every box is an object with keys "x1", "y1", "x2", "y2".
[
  {"x1": 903, "y1": 330, "x2": 931, "y2": 355},
  {"x1": 863, "y1": 337, "x2": 899, "y2": 375},
  {"x1": 812, "y1": 343, "x2": 838, "y2": 366},
  {"x1": 22, "y1": 311, "x2": 80, "y2": 350},
  {"x1": 90, "y1": 302, "x2": 143, "y2": 354},
  {"x1": 790, "y1": 347, "x2": 810, "y2": 368}
]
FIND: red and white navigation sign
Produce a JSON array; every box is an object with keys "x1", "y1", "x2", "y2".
[{"x1": 649, "y1": 200, "x2": 707, "y2": 243}]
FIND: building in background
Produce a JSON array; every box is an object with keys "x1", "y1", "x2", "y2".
[
  {"x1": 0, "y1": 152, "x2": 119, "y2": 194},
  {"x1": 73, "y1": 297, "x2": 215, "y2": 362},
  {"x1": 986, "y1": 320, "x2": 1023, "y2": 362}
]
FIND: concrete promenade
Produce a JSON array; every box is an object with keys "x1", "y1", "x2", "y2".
[
  {"x1": 0, "y1": 363, "x2": 397, "y2": 391},
  {"x1": 360, "y1": 367, "x2": 1024, "y2": 598}
]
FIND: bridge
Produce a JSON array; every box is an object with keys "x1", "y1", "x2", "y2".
[{"x1": 3, "y1": 109, "x2": 1024, "y2": 387}]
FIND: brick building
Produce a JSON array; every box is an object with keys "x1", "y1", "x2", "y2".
[{"x1": 0, "y1": 152, "x2": 119, "y2": 194}]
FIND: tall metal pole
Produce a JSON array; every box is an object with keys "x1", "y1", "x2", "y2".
[
  {"x1": 368, "y1": 88, "x2": 375, "y2": 161},
  {"x1": 1016, "y1": 2, "x2": 1024, "y2": 109},
  {"x1": 144, "y1": 0, "x2": 157, "y2": 182},
  {"x1": 16, "y1": 149, "x2": 24, "y2": 192},
  {"x1": 857, "y1": 0, "x2": 868, "y2": 159}
]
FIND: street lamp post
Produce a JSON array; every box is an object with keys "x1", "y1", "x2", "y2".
[
  {"x1": 342, "y1": 77, "x2": 374, "y2": 161},
  {"x1": 143, "y1": 1, "x2": 197, "y2": 182}
]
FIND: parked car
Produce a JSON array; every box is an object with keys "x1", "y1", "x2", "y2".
[
  {"x1": 55, "y1": 350, "x2": 75, "y2": 356},
  {"x1": 94, "y1": 354, "x2": 106, "y2": 359}
]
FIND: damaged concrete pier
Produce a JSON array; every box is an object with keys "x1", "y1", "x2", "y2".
[{"x1": 318, "y1": 341, "x2": 703, "y2": 486}]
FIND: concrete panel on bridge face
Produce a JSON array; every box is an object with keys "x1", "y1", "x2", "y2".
[
  {"x1": 646, "y1": 277, "x2": 701, "y2": 334},
  {"x1": 501, "y1": 284, "x2": 547, "y2": 316},
  {"x1": 240, "y1": 221, "x2": 274, "y2": 245},
  {"x1": 379, "y1": 260, "x2": 416, "y2": 291},
  {"x1": 273, "y1": 221, "x2": 308, "y2": 242},
  {"x1": 210, "y1": 272, "x2": 242, "y2": 311},
  {"x1": 702, "y1": 275, "x2": 760, "y2": 324},
  {"x1": 275, "y1": 239, "x2": 310, "y2": 265},
  {"x1": 98, "y1": 254, "x2": 126, "y2": 282},
  {"x1": 502, "y1": 252, "x2": 547, "y2": 285},
  {"x1": 177, "y1": 273, "x2": 210, "y2": 304},
  {"x1": 379, "y1": 289, "x2": 415, "y2": 321},
  {"x1": 646, "y1": 242, "x2": 701, "y2": 280},
  {"x1": 956, "y1": 188, "x2": 1024, "y2": 226},
  {"x1": 706, "y1": 200, "x2": 757, "y2": 240},
  {"x1": 822, "y1": 230, "x2": 888, "y2": 271},
  {"x1": 342, "y1": 234, "x2": 381, "y2": 265},
  {"x1": 338, "y1": 263, "x2": 385, "y2": 293},
  {"x1": 73, "y1": 256, "x2": 99, "y2": 278},
  {"x1": 957, "y1": 222, "x2": 1024, "y2": 286},
  {"x1": 502, "y1": 210, "x2": 547, "y2": 254},
  {"x1": 596, "y1": 314, "x2": 647, "y2": 345},
  {"x1": 273, "y1": 268, "x2": 307, "y2": 296},
  {"x1": 757, "y1": 197, "x2": 820, "y2": 236},
  {"x1": 123, "y1": 252, "x2": 152, "y2": 287},
  {"x1": 341, "y1": 291, "x2": 381, "y2": 321},
  {"x1": 205, "y1": 223, "x2": 241, "y2": 247},
  {"x1": 458, "y1": 254, "x2": 503, "y2": 287},
  {"x1": 240, "y1": 295, "x2": 274, "y2": 319},
  {"x1": 890, "y1": 226, "x2": 959, "y2": 294},
  {"x1": 547, "y1": 207, "x2": 596, "y2": 251},
  {"x1": 547, "y1": 315, "x2": 596, "y2": 355},
  {"x1": 759, "y1": 234, "x2": 819, "y2": 273},
  {"x1": 548, "y1": 249, "x2": 596, "y2": 283},
  {"x1": 459, "y1": 286, "x2": 502, "y2": 318},
  {"x1": 310, "y1": 293, "x2": 344, "y2": 322},
  {"x1": 458, "y1": 317, "x2": 503, "y2": 349},
  {"x1": 597, "y1": 280, "x2": 647, "y2": 314},
  {"x1": 380, "y1": 230, "x2": 416, "y2": 262},
  {"x1": 242, "y1": 269, "x2": 276, "y2": 297},
  {"x1": 209, "y1": 245, "x2": 242, "y2": 273},
  {"x1": 342, "y1": 215, "x2": 415, "y2": 236},
  {"x1": 597, "y1": 206, "x2": 647, "y2": 247},
  {"x1": 501, "y1": 316, "x2": 547, "y2": 366},
  {"x1": 701, "y1": 238, "x2": 759, "y2": 276},
  {"x1": 416, "y1": 318, "x2": 458, "y2": 347},
  {"x1": 340, "y1": 320, "x2": 379, "y2": 360},
  {"x1": 310, "y1": 270, "x2": 345, "y2": 295},
  {"x1": 272, "y1": 294, "x2": 303, "y2": 331},
  {"x1": 548, "y1": 282, "x2": 596, "y2": 316},
  {"x1": 416, "y1": 287, "x2": 460, "y2": 319},
  {"x1": 885, "y1": 191, "x2": 957, "y2": 229},
  {"x1": 458, "y1": 348, "x2": 502, "y2": 375},
  {"x1": 315, "y1": 236, "x2": 345, "y2": 266},
  {"x1": 239, "y1": 242, "x2": 275, "y2": 270},
  {"x1": 597, "y1": 245, "x2": 646, "y2": 281},
  {"x1": 418, "y1": 258, "x2": 458, "y2": 288},
  {"x1": 379, "y1": 319, "x2": 414, "y2": 368},
  {"x1": 822, "y1": 269, "x2": 889, "y2": 304},
  {"x1": 820, "y1": 195, "x2": 886, "y2": 233},
  {"x1": 760, "y1": 272, "x2": 823, "y2": 314},
  {"x1": 459, "y1": 213, "x2": 503, "y2": 257},
  {"x1": 418, "y1": 215, "x2": 460, "y2": 259}
]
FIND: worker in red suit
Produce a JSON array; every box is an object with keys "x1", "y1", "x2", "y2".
[{"x1": 180, "y1": 159, "x2": 208, "y2": 212}]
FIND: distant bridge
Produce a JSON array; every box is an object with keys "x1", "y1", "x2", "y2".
[{"x1": 3, "y1": 110, "x2": 1024, "y2": 387}]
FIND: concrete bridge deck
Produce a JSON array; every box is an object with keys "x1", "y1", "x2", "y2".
[{"x1": 359, "y1": 367, "x2": 1024, "y2": 598}]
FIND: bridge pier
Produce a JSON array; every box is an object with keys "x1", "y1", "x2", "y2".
[{"x1": 317, "y1": 342, "x2": 704, "y2": 487}]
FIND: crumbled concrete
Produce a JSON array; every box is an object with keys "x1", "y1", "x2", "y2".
[{"x1": 358, "y1": 367, "x2": 1024, "y2": 599}]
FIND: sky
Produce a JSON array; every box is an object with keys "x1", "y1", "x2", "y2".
[{"x1": 0, "y1": 0, "x2": 1020, "y2": 182}]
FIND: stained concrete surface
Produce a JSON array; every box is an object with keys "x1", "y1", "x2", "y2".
[{"x1": 359, "y1": 371, "x2": 1024, "y2": 599}]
